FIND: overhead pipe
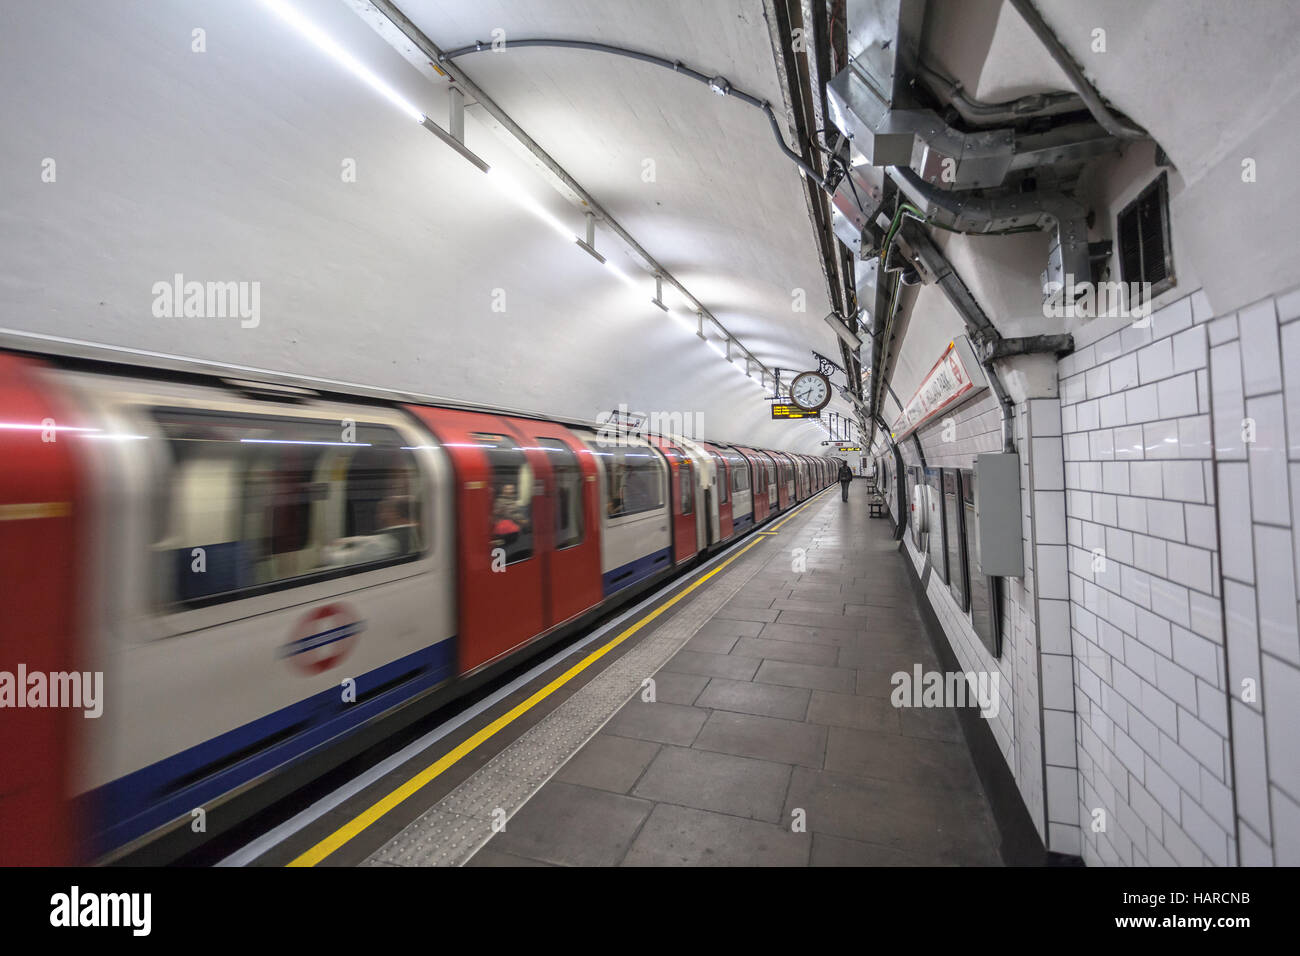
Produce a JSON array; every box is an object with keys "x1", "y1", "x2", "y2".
[
  {"x1": 1007, "y1": 0, "x2": 1147, "y2": 141},
  {"x1": 914, "y1": 61, "x2": 1086, "y2": 127},
  {"x1": 439, "y1": 37, "x2": 828, "y2": 189}
]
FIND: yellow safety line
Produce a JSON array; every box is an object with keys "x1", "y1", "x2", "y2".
[{"x1": 289, "y1": 531, "x2": 779, "y2": 867}]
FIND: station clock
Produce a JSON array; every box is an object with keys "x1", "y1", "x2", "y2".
[{"x1": 789, "y1": 370, "x2": 832, "y2": 412}]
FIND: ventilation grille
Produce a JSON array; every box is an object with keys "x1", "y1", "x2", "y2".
[{"x1": 1117, "y1": 171, "x2": 1175, "y2": 303}]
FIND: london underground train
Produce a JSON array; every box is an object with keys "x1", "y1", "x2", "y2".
[{"x1": 0, "y1": 342, "x2": 838, "y2": 864}]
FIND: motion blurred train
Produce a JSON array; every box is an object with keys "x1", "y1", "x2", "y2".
[{"x1": 0, "y1": 342, "x2": 839, "y2": 864}]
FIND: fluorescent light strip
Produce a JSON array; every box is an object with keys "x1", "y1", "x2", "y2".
[
  {"x1": 260, "y1": 0, "x2": 771, "y2": 387},
  {"x1": 258, "y1": 0, "x2": 425, "y2": 123}
]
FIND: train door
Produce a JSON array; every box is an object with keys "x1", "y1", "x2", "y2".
[
  {"x1": 506, "y1": 421, "x2": 603, "y2": 628},
  {"x1": 771, "y1": 453, "x2": 793, "y2": 511},
  {"x1": 705, "y1": 446, "x2": 734, "y2": 540},
  {"x1": 408, "y1": 407, "x2": 547, "y2": 674},
  {"x1": 654, "y1": 440, "x2": 698, "y2": 564},
  {"x1": 739, "y1": 448, "x2": 767, "y2": 524}
]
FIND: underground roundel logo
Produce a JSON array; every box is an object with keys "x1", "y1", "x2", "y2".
[{"x1": 281, "y1": 603, "x2": 366, "y2": 675}]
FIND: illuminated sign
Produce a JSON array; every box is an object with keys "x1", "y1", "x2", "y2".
[
  {"x1": 890, "y1": 336, "x2": 987, "y2": 440},
  {"x1": 771, "y1": 404, "x2": 820, "y2": 420},
  {"x1": 837, "y1": 446, "x2": 862, "y2": 452}
]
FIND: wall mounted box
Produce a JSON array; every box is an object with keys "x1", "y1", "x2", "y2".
[{"x1": 973, "y1": 452, "x2": 1025, "y2": 577}]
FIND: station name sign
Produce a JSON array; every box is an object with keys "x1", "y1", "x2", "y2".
[
  {"x1": 771, "y1": 404, "x2": 819, "y2": 419},
  {"x1": 890, "y1": 336, "x2": 987, "y2": 440}
]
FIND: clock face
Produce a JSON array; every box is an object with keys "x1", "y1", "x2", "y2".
[{"x1": 790, "y1": 371, "x2": 831, "y2": 411}]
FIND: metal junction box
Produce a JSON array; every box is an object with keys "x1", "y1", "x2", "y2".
[{"x1": 973, "y1": 452, "x2": 1024, "y2": 577}]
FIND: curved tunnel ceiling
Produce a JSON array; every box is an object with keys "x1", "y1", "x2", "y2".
[{"x1": 0, "y1": 0, "x2": 856, "y2": 454}]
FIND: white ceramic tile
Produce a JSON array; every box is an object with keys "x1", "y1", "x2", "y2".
[
  {"x1": 1138, "y1": 338, "x2": 1175, "y2": 385},
  {"x1": 1110, "y1": 352, "x2": 1139, "y2": 391},
  {"x1": 1146, "y1": 499, "x2": 1185, "y2": 541},
  {"x1": 1099, "y1": 393, "x2": 1127, "y2": 428},
  {"x1": 1230, "y1": 700, "x2": 1271, "y2": 837},
  {"x1": 1142, "y1": 419, "x2": 1179, "y2": 460},
  {"x1": 1162, "y1": 461, "x2": 1205, "y2": 502},
  {"x1": 1262, "y1": 655, "x2": 1300, "y2": 796},
  {"x1": 1254, "y1": 525, "x2": 1300, "y2": 665},
  {"x1": 1130, "y1": 461, "x2": 1163, "y2": 498},
  {"x1": 1172, "y1": 326, "x2": 1208, "y2": 374},
  {"x1": 1157, "y1": 372, "x2": 1199, "y2": 418},
  {"x1": 1238, "y1": 297, "x2": 1282, "y2": 396},
  {"x1": 1246, "y1": 394, "x2": 1289, "y2": 524},
  {"x1": 1210, "y1": 340, "x2": 1247, "y2": 460},
  {"x1": 1166, "y1": 541, "x2": 1213, "y2": 593},
  {"x1": 1177, "y1": 415, "x2": 1212, "y2": 459},
  {"x1": 1216, "y1": 463, "x2": 1254, "y2": 583},
  {"x1": 1125, "y1": 383, "x2": 1160, "y2": 424}
]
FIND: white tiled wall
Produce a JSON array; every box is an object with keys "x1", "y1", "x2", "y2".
[
  {"x1": 878, "y1": 283, "x2": 1300, "y2": 865},
  {"x1": 1208, "y1": 287, "x2": 1300, "y2": 866},
  {"x1": 1060, "y1": 289, "x2": 1235, "y2": 866}
]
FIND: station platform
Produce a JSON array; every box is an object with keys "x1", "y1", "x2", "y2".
[{"x1": 253, "y1": 481, "x2": 1004, "y2": 867}]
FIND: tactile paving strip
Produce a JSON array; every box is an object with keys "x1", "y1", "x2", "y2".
[{"x1": 365, "y1": 502, "x2": 826, "y2": 867}]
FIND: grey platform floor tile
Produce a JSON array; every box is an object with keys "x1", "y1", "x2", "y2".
[
  {"x1": 856, "y1": 666, "x2": 912, "y2": 698},
  {"x1": 806, "y1": 689, "x2": 901, "y2": 733},
  {"x1": 631, "y1": 745, "x2": 792, "y2": 822},
  {"x1": 776, "y1": 610, "x2": 873, "y2": 631},
  {"x1": 645, "y1": 670, "x2": 709, "y2": 705},
  {"x1": 554, "y1": 733, "x2": 661, "y2": 793},
  {"x1": 810, "y1": 832, "x2": 932, "y2": 866},
  {"x1": 684, "y1": 629, "x2": 740, "y2": 655},
  {"x1": 898, "y1": 704, "x2": 965, "y2": 743},
  {"x1": 784, "y1": 767, "x2": 1000, "y2": 864},
  {"x1": 693, "y1": 710, "x2": 827, "y2": 768},
  {"x1": 714, "y1": 604, "x2": 781, "y2": 624},
  {"x1": 604, "y1": 699, "x2": 709, "y2": 746},
  {"x1": 661, "y1": 649, "x2": 761, "y2": 681},
  {"x1": 758, "y1": 621, "x2": 861, "y2": 648},
  {"x1": 694, "y1": 676, "x2": 811, "y2": 720},
  {"x1": 823, "y1": 725, "x2": 983, "y2": 791},
  {"x1": 754, "y1": 659, "x2": 858, "y2": 693},
  {"x1": 694, "y1": 617, "x2": 766, "y2": 639},
  {"x1": 487, "y1": 782, "x2": 653, "y2": 867},
  {"x1": 731, "y1": 634, "x2": 839, "y2": 666},
  {"x1": 622, "y1": 804, "x2": 810, "y2": 866}
]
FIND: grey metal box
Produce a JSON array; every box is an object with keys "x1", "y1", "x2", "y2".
[{"x1": 973, "y1": 452, "x2": 1024, "y2": 577}]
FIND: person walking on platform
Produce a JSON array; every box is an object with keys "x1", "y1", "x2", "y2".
[{"x1": 837, "y1": 459, "x2": 853, "y2": 502}]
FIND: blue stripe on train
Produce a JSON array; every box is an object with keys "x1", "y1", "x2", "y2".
[
  {"x1": 602, "y1": 547, "x2": 673, "y2": 598},
  {"x1": 82, "y1": 639, "x2": 455, "y2": 857},
  {"x1": 732, "y1": 511, "x2": 754, "y2": 535}
]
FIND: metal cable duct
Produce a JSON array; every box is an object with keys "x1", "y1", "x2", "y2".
[
  {"x1": 1007, "y1": 0, "x2": 1147, "y2": 141},
  {"x1": 439, "y1": 38, "x2": 828, "y2": 189},
  {"x1": 890, "y1": 165, "x2": 1091, "y2": 288},
  {"x1": 914, "y1": 60, "x2": 1085, "y2": 127}
]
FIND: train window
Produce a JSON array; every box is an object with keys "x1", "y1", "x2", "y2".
[
  {"x1": 150, "y1": 407, "x2": 423, "y2": 607},
  {"x1": 599, "y1": 444, "x2": 664, "y2": 518},
  {"x1": 679, "y1": 460, "x2": 695, "y2": 515},
  {"x1": 710, "y1": 452, "x2": 729, "y2": 504},
  {"x1": 539, "y1": 438, "x2": 584, "y2": 550},
  {"x1": 470, "y1": 433, "x2": 534, "y2": 565},
  {"x1": 728, "y1": 454, "x2": 749, "y2": 492}
]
